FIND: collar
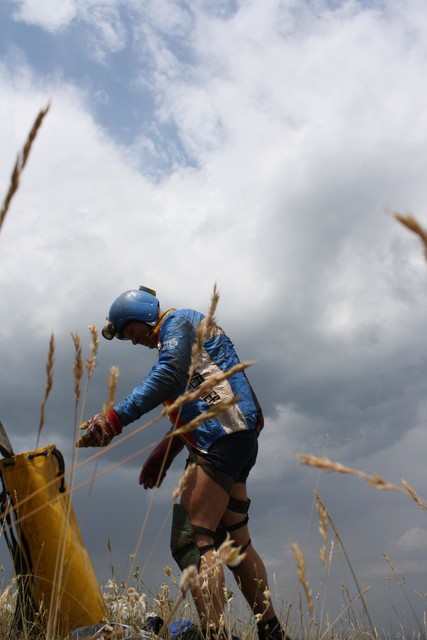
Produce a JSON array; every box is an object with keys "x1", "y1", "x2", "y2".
[{"x1": 150, "y1": 308, "x2": 176, "y2": 344}]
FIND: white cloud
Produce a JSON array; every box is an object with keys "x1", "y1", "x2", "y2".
[
  {"x1": 80, "y1": 4, "x2": 128, "y2": 61},
  {"x1": 11, "y1": 0, "x2": 78, "y2": 31},
  {"x1": 393, "y1": 527, "x2": 427, "y2": 552}
]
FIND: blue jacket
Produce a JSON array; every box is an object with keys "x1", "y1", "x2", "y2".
[{"x1": 114, "y1": 308, "x2": 264, "y2": 452}]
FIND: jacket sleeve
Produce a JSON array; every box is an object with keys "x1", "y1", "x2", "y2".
[{"x1": 113, "y1": 315, "x2": 195, "y2": 426}]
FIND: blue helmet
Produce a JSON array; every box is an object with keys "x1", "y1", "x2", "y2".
[{"x1": 102, "y1": 286, "x2": 160, "y2": 340}]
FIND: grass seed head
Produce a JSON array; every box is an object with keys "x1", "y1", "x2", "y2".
[
  {"x1": 0, "y1": 105, "x2": 50, "y2": 231},
  {"x1": 71, "y1": 333, "x2": 83, "y2": 406},
  {"x1": 394, "y1": 212, "x2": 427, "y2": 260},
  {"x1": 188, "y1": 284, "x2": 220, "y2": 380},
  {"x1": 86, "y1": 324, "x2": 99, "y2": 379},
  {"x1": 315, "y1": 492, "x2": 328, "y2": 566},
  {"x1": 101, "y1": 365, "x2": 120, "y2": 417},
  {"x1": 172, "y1": 462, "x2": 196, "y2": 501},
  {"x1": 37, "y1": 333, "x2": 55, "y2": 445},
  {"x1": 180, "y1": 566, "x2": 199, "y2": 594},
  {"x1": 291, "y1": 542, "x2": 314, "y2": 615},
  {"x1": 401, "y1": 479, "x2": 427, "y2": 511},
  {"x1": 217, "y1": 533, "x2": 247, "y2": 568}
]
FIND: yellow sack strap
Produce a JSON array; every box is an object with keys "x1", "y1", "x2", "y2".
[{"x1": 0, "y1": 444, "x2": 107, "y2": 634}]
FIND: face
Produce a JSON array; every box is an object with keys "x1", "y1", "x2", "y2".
[{"x1": 122, "y1": 321, "x2": 157, "y2": 349}]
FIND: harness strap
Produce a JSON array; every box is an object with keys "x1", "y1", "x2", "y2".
[
  {"x1": 240, "y1": 538, "x2": 252, "y2": 553},
  {"x1": 191, "y1": 523, "x2": 218, "y2": 556},
  {"x1": 226, "y1": 514, "x2": 249, "y2": 533},
  {"x1": 198, "y1": 543, "x2": 216, "y2": 555},
  {"x1": 228, "y1": 496, "x2": 251, "y2": 514},
  {"x1": 226, "y1": 536, "x2": 252, "y2": 570},
  {"x1": 191, "y1": 523, "x2": 216, "y2": 539}
]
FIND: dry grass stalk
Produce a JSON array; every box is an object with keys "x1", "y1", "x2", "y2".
[
  {"x1": 75, "y1": 325, "x2": 100, "y2": 428},
  {"x1": 0, "y1": 104, "x2": 50, "y2": 232},
  {"x1": 158, "y1": 536, "x2": 245, "y2": 639},
  {"x1": 0, "y1": 578, "x2": 15, "y2": 609},
  {"x1": 314, "y1": 491, "x2": 328, "y2": 567},
  {"x1": 84, "y1": 364, "x2": 120, "y2": 537},
  {"x1": 71, "y1": 333, "x2": 83, "y2": 407},
  {"x1": 401, "y1": 478, "x2": 427, "y2": 511},
  {"x1": 171, "y1": 398, "x2": 238, "y2": 437},
  {"x1": 328, "y1": 540, "x2": 334, "y2": 566},
  {"x1": 394, "y1": 212, "x2": 427, "y2": 260},
  {"x1": 319, "y1": 587, "x2": 370, "y2": 640},
  {"x1": 290, "y1": 542, "x2": 314, "y2": 615},
  {"x1": 163, "y1": 361, "x2": 253, "y2": 418},
  {"x1": 37, "y1": 333, "x2": 55, "y2": 447},
  {"x1": 172, "y1": 462, "x2": 196, "y2": 501},
  {"x1": 300, "y1": 454, "x2": 427, "y2": 514},
  {"x1": 382, "y1": 552, "x2": 424, "y2": 632},
  {"x1": 383, "y1": 552, "x2": 398, "y2": 578},
  {"x1": 187, "y1": 284, "x2": 220, "y2": 381},
  {"x1": 298, "y1": 454, "x2": 403, "y2": 492},
  {"x1": 86, "y1": 324, "x2": 99, "y2": 380},
  {"x1": 101, "y1": 366, "x2": 120, "y2": 417}
]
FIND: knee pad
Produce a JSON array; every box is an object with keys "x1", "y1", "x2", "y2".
[{"x1": 170, "y1": 504, "x2": 216, "y2": 571}]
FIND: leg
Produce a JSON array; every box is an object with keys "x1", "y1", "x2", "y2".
[
  {"x1": 179, "y1": 463, "x2": 230, "y2": 630},
  {"x1": 222, "y1": 483, "x2": 286, "y2": 640},
  {"x1": 221, "y1": 483, "x2": 275, "y2": 620}
]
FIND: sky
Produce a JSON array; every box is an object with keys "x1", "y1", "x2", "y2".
[{"x1": 1, "y1": 0, "x2": 427, "y2": 634}]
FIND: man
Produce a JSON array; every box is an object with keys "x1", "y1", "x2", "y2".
[{"x1": 78, "y1": 286, "x2": 285, "y2": 640}]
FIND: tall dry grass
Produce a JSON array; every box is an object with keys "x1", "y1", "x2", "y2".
[
  {"x1": 297, "y1": 454, "x2": 427, "y2": 511},
  {"x1": 393, "y1": 213, "x2": 427, "y2": 260},
  {"x1": 0, "y1": 105, "x2": 50, "y2": 234},
  {"x1": 37, "y1": 334, "x2": 55, "y2": 449}
]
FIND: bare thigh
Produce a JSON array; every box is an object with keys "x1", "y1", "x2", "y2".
[{"x1": 180, "y1": 463, "x2": 230, "y2": 542}]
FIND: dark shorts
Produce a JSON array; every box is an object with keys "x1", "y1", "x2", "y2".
[{"x1": 187, "y1": 430, "x2": 258, "y2": 494}]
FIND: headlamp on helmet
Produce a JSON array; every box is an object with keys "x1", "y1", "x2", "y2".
[{"x1": 102, "y1": 321, "x2": 116, "y2": 341}]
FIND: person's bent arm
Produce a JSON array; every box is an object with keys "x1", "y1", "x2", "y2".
[{"x1": 77, "y1": 315, "x2": 195, "y2": 447}]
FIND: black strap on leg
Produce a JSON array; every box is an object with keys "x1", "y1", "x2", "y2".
[
  {"x1": 227, "y1": 537, "x2": 251, "y2": 570},
  {"x1": 240, "y1": 538, "x2": 251, "y2": 553},
  {"x1": 228, "y1": 496, "x2": 251, "y2": 514},
  {"x1": 198, "y1": 543, "x2": 216, "y2": 555},
  {"x1": 223, "y1": 502, "x2": 251, "y2": 569},
  {"x1": 226, "y1": 514, "x2": 249, "y2": 533},
  {"x1": 191, "y1": 523, "x2": 216, "y2": 538},
  {"x1": 192, "y1": 523, "x2": 217, "y2": 556}
]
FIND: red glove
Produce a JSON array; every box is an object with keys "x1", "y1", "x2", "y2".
[
  {"x1": 139, "y1": 436, "x2": 185, "y2": 488},
  {"x1": 77, "y1": 408, "x2": 123, "y2": 447}
]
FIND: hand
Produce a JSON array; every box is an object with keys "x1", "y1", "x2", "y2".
[
  {"x1": 139, "y1": 436, "x2": 185, "y2": 488},
  {"x1": 76, "y1": 408, "x2": 123, "y2": 447}
]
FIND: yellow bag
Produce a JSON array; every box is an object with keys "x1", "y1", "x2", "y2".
[{"x1": 0, "y1": 444, "x2": 107, "y2": 635}]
